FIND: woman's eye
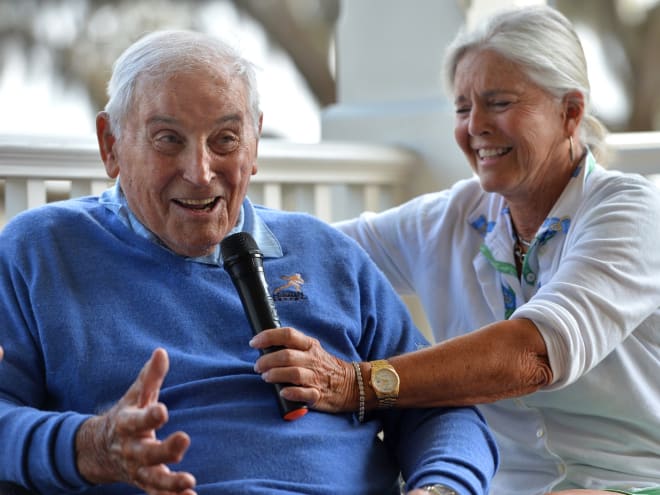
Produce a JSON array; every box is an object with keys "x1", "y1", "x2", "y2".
[{"x1": 491, "y1": 100, "x2": 511, "y2": 109}]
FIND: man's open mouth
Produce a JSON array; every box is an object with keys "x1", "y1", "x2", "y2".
[{"x1": 173, "y1": 197, "x2": 220, "y2": 211}]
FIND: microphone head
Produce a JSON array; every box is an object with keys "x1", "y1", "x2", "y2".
[{"x1": 221, "y1": 232, "x2": 261, "y2": 265}]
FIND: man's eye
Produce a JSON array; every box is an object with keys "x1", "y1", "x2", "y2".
[
  {"x1": 211, "y1": 134, "x2": 239, "y2": 154},
  {"x1": 455, "y1": 106, "x2": 471, "y2": 114},
  {"x1": 152, "y1": 132, "x2": 184, "y2": 154},
  {"x1": 491, "y1": 100, "x2": 511, "y2": 109},
  {"x1": 156, "y1": 133, "x2": 182, "y2": 144}
]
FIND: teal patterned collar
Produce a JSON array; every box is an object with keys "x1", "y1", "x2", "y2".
[{"x1": 469, "y1": 151, "x2": 596, "y2": 318}]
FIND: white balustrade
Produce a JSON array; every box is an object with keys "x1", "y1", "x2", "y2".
[
  {"x1": 2, "y1": 132, "x2": 659, "y2": 231},
  {"x1": 0, "y1": 135, "x2": 421, "y2": 229},
  {"x1": 606, "y1": 132, "x2": 660, "y2": 182}
]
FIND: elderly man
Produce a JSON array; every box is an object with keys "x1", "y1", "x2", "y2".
[{"x1": 0, "y1": 30, "x2": 497, "y2": 495}]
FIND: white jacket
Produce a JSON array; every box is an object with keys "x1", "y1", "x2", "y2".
[{"x1": 336, "y1": 152, "x2": 660, "y2": 494}]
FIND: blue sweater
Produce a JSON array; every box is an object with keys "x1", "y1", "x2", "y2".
[{"x1": 0, "y1": 196, "x2": 498, "y2": 494}]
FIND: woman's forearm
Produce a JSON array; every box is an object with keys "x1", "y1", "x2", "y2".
[
  {"x1": 250, "y1": 318, "x2": 552, "y2": 413},
  {"x1": 386, "y1": 318, "x2": 553, "y2": 408}
]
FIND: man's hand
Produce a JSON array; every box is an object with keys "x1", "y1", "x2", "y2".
[
  {"x1": 250, "y1": 327, "x2": 356, "y2": 413},
  {"x1": 75, "y1": 348, "x2": 196, "y2": 494}
]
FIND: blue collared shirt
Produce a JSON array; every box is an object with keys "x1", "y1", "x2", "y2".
[{"x1": 99, "y1": 181, "x2": 282, "y2": 265}]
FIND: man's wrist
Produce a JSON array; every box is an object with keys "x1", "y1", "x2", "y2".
[{"x1": 75, "y1": 415, "x2": 114, "y2": 484}]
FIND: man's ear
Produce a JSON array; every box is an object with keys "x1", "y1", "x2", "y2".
[
  {"x1": 251, "y1": 113, "x2": 264, "y2": 176},
  {"x1": 563, "y1": 91, "x2": 585, "y2": 137},
  {"x1": 96, "y1": 112, "x2": 120, "y2": 179}
]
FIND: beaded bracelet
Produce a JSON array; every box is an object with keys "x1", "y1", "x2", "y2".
[{"x1": 352, "y1": 361, "x2": 366, "y2": 423}]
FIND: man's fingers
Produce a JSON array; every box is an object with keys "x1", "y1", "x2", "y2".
[
  {"x1": 158, "y1": 431, "x2": 191, "y2": 464},
  {"x1": 115, "y1": 403, "x2": 169, "y2": 437},
  {"x1": 120, "y1": 348, "x2": 170, "y2": 408},
  {"x1": 118, "y1": 431, "x2": 191, "y2": 468},
  {"x1": 134, "y1": 462, "x2": 196, "y2": 495},
  {"x1": 77, "y1": 348, "x2": 193, "y2": 491},
  {"x1": 138, "y1": 348, "x2": 170, "y2": 407}
]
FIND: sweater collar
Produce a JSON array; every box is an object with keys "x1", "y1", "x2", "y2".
[{"x1": 99, "y1": 181, "x2": 282, "y2": 265}]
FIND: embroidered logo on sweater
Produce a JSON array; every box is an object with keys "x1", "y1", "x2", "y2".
[{"x1": 273, "y1": 273, "x2": 306, "y2": 301}]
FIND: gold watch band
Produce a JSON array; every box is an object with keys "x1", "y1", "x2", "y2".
[
  {"x1": 377, "y1": 396, "x2": 397, "y2": 408},
  {"x1": 369, "y1": 359, "x2": 400, "y2": 409}
]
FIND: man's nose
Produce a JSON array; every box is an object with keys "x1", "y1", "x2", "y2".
[{"x1": 182, "y1": 144, "x2": 214, "y2": 185}]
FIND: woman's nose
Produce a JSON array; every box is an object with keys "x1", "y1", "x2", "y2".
[{"x1": 467, "y1": 106, "x2": 490, "y2": 136}]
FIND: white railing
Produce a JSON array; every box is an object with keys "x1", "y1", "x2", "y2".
[
  {"x1": 0, "y1": 134, "x2": 421, "y2": 229},
  {"x1": 1, "y1": 132, "x2": 659, "y2": 230}
]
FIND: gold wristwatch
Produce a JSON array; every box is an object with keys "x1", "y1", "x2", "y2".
[{"x1": 369, "y1": 359, "x2": 400, "y2": 408}]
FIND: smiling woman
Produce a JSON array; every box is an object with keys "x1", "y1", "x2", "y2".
[{"x1": 451, "y1": 48, "x2": 581, "y2": 223}]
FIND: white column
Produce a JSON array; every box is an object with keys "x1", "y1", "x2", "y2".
[
  {"x1": 323, "y1": 0, "x2": 547, "y2": 197},
  {"x1": 322, "y1": 0, "x2": 469, "y2": 196}
]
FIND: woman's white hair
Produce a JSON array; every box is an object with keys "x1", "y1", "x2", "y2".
[
  {"x1": 105, "y1": 29, "x2": 260, "y2": 139},
  {"x1": 443, "y1": 5, "x2": 608, "y2": 161}
]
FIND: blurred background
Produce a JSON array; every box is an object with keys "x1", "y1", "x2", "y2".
[
  {"x1": 2, "y1": 0, "x2": 657, "y2": 334},
  {"x1": 0, "y1": 0, "x2": 337, "y2": 141},
  {"x1": 0, "y1": 0, "x2": 659, "y2": 143}
]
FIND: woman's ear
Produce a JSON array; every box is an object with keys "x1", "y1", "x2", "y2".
[
  {"x1": 96, "y1": 112, "x2": 120, "y2": 179},
  {"x1": 563, "y1": 91, "x2": 585, "y2": 136}
]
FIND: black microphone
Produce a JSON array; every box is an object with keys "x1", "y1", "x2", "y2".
[{"x1": 221, "y1": 231, "x2": 308, "y2": 421}]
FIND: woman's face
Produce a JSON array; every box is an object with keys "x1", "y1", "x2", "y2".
[{"x1": 452, "y1": 49, "x2": 571, "y2": 199}]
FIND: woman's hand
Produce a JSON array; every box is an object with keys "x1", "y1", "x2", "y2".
[{"x1": 251, "y1": 327, "x2": 357, "y2": 413}]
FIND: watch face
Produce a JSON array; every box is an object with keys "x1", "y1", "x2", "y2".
[
  {"x1": 423, "y1": 485, "x2": 457, "y2": 495},
  {"x1": 373, "y1": 368, "x2": 398, "y2": 393}
]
